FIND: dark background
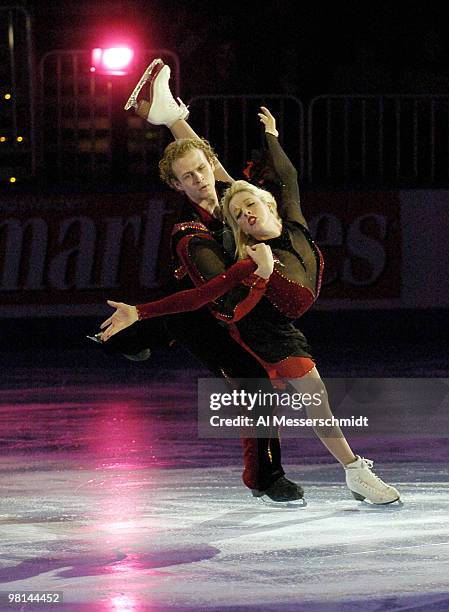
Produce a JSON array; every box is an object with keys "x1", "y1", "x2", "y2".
[{"x1": 18, "y1": 0, "x2": 449, "y2": 97}]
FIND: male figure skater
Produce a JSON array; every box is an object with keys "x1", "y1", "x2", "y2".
[{"x1": 104, "y1": 60, "x2": 303, "y2": 504}]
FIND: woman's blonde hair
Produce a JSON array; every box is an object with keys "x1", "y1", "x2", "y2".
[{"x1": 221, "y1": 180, "x2": 281, "y2": 259}]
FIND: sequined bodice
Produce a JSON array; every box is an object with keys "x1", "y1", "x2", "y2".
[{"x1": 264, "y1": 222, "x2": 324, "y2": 318}]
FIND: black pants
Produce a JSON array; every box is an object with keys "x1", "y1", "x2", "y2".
[{"x1": 102, "y1": 308, "x2": 284, "y2": 491}]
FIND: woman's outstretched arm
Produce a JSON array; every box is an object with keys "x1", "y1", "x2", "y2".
[{"x1": 259, "y1": 107, "x2": 307, "y2": 227}]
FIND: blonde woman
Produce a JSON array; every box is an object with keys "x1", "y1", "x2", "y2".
[{"x1": 216, "y1": 107, "x2": 400, "y2": 504}]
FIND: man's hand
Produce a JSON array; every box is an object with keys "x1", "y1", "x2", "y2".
[
  {"x1": 100, "y1": 300, "x2": 139, "y2": 342},
  {"x1": 258, "y1": 106, "x2": 279, "y2": 138},
  {"x1": 246, "y1": 243, "x2": 274, "y2": 279}
]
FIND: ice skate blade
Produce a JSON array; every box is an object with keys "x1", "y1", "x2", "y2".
[
  {"x1": 351, "y1": 490, "x2": 402, "y2": 505},
  {"x1": 254, "y1": 495, "x2": 307, "y2": 509},
  {"x1": 86, "y1": 334, "x2": 102, "y2": 344},
  {"x1": 122, "y1": 348, "x2": 151, "y2": 362},
  {"x1": 124, "y1": 58, "x2": 164, "y2": 110}
]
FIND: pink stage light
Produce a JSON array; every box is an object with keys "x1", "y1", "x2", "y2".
[{"x1": 90, "y1": 46, "x2": 135, "y2": 76}]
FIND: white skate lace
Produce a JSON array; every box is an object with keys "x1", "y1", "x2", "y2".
[
  {"x1": 157, "y1": 73, "x2": 179, "y2": 106},
  {"x1": 360, "y1": 457, "x2": 389, "y2": 488},
  {"x1": 162, "y1": 84, "x2": 188, "y2": 112},
  {"x1": 177, "y1": 97, "x2": 189, "y2": 113}
]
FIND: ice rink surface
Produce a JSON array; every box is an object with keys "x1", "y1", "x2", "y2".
[{"x1": 1, "y1": 351, "x2": 449, "y2": 611}]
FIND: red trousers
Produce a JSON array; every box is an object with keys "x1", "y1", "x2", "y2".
[{"x1": 240, "y1": 351, "x2": 315, "y2": 491}]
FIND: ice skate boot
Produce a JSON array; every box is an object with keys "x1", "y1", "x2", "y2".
[
  {"x1": 252, "y1": 476, "x2": 306, "y2": 506},
  {"x1": 124, "y1": 58, "x2": 164, "y2": 110},
  {"x1": 144, "y1": 63, "x2": 189, "y2": 126},
  {"x1": 345, "y1": 455, "x2": 400, "y2": 504},
  {"x1": 125, "y1": 60, "x2": 189, "y2": 127}
]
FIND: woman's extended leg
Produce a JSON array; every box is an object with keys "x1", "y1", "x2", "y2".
[
  {"x1": 297, "y1": 366, "x2": 357, "y2": 465},
  {"x1": 289, "y1": 366, "x2": 400, "y2": 504}
]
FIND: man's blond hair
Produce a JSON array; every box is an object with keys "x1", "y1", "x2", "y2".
[{"x1": 159, "y1": 138, "x2": 217, "y2": 187}]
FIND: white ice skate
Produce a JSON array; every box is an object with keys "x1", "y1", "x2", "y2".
[
  {"x1": 144, "y1": 63, "x2": 189, "y2": 127},
  {"x1": 345, "y1": 455, "x2": 400, "y2": 505},
  {"x1": 124, "y1": 58, "x2": 164, "y2": 110},
  {"x1": 125, "y1": 59, "x2": 189, "y2": 127}
]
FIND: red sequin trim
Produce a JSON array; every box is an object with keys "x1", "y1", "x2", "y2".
[
  {"x1": 174, "y1": 265, "x2": 187, "y2": 280},
  {"x1": 265, "y1": 270, "x2": 315, "y2": 318},
  {"x1": 172, "y1": 221, "x2": 209, "y2": 235}
]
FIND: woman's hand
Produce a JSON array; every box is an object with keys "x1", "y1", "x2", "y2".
[
  {"x1": 258, "y1": 106, "x2": 279, "y2": 138},
  {"x1": 100, "y1": 300, "x2": 139, "y2": 341},
  {"x1": 246, "y1": 243, "x2": 274, "y2": 279}
]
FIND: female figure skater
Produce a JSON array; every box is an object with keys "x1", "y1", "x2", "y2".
[{"x1": 219, "y1": 108, "x2": 400, "y2": 504}]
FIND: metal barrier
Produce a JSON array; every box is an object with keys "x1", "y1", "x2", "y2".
[
  {"x1": 0, "y1": 6, "x2": 35, "y2": 180},
  {"x1": 38, "y1": 49, "x2": 180, "y2": 184},
  {"x1": 188, "y1": 95, "x2": 305, "y2": 179},
  {"x1": 308, "y1": 95, "x2": 449, "y2": 187},
  {"x1": 32, "y1": 56, "x2": 449, "y2": 190}
]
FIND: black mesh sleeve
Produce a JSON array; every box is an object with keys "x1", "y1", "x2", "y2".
[
  {"x1": 266, "y1": 133, "x2": 308, "y2": 228},
  {"x1": 176, "y1": 235, "x2": 267, "y2": 323}
]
